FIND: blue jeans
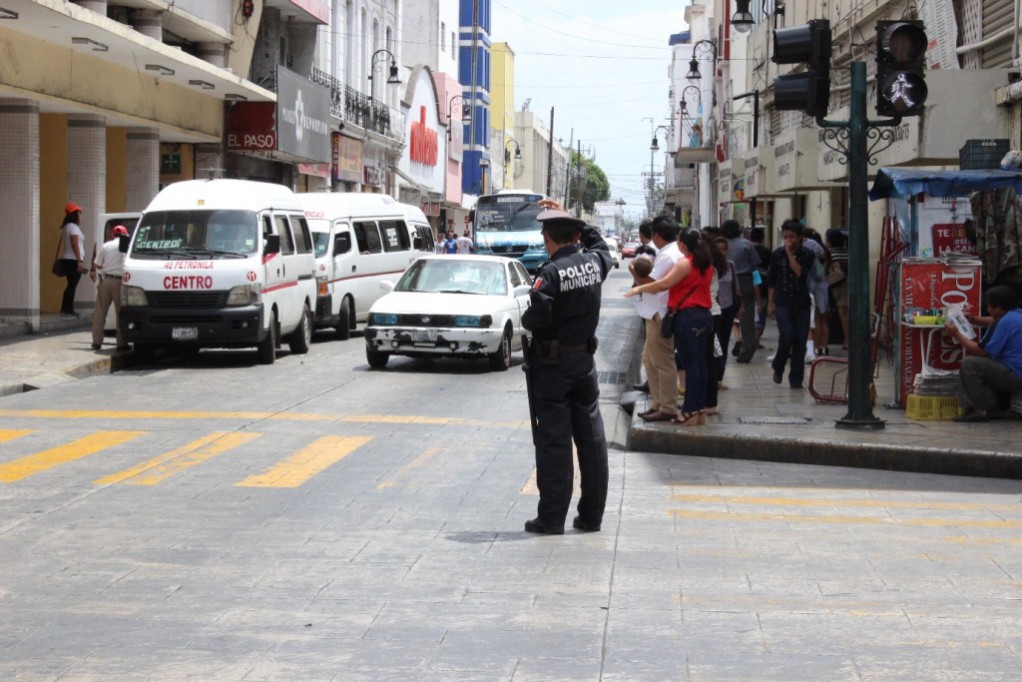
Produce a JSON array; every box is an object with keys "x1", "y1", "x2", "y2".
[
  {"x1": 673, "y1": 307, "x2": 713, "y2": 413},
  {"x1": 773, "y1": 303, "x2": 811, "y2": 386}
]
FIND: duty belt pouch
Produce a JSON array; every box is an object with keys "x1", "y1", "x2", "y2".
[{"x1": 587, "y1": 337, "x2": 598, "y2": 354}]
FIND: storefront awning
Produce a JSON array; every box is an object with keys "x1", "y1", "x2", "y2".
[{"x1": 868, "y1": 168, "x2": 1022, "y2": 200}]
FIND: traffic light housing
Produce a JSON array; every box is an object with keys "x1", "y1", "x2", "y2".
[
  {"x1": 875, "y1": 20, "x2": 928, "y2": 117},
  {"x1": 772, "y1": 19, "x2": 832, "y2": 118}
]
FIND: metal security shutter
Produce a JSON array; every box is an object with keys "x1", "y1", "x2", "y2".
[
  {"x1": 174, "y1": 0, "x2": 232, "y2": 31},
  {"x1": 981, "y1": 0, "x2": 1014, "y2": 68}
]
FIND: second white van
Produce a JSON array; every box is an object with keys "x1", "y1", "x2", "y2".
[
  {"x1": 299, "y1": 193, "x2": 435, "y2": 339},
  {"x1": 120, "y1": 179, "x2": 317, "y2": 364}
]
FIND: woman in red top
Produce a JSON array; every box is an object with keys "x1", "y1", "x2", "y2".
[{"x1": 625, "y1": 229, "x2": 714, "y2": 425}]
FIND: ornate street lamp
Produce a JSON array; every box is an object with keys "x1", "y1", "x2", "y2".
[
  {"x1": 686, "y1": 39, "x2": 718, "y2": 81},
  {"x1": 368, "y1": 48, "x2": 400, "y2": 101},
  {"x1": 446, "y1": 94, "x2": 472, "y2": 141},
  {"x1": 731, "y1": 0, "x2": 755, "y2": 34}
]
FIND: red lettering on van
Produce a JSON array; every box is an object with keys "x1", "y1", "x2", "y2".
[{"x1": 163, "y1": 275, "x2": 214, "y2": 289}]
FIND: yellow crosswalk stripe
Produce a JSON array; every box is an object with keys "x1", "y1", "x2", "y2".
[
  {"x1": 95, "y1": 432, "x2": 261, "y2": 486},
  {"x1": 0, "y1": 429, "x2": 33, "y2": 444},
  {"x1": 235, "y1": 435, "x2": 372, "y2": 488},
  {"x1": 0, "y1": 431, "x2": 145, "y2": 483}
]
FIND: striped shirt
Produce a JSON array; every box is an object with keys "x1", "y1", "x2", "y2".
[{"x1": 727, "y1": 237, "x2": 761, "y2": 275}]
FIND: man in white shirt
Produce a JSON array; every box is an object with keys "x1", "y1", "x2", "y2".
[
  {"x1": 456, "y1": 229, "x2": 474, "y2": 254},
  {"x1": 631, "y1": 218, "x2": 683, "y2": 421},
  {"x1": 90, "y1": 225, "x2": 130, "y2": 351}
]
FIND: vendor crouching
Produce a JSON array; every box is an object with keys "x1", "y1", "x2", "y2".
[{"x1": 945, "y1": 285, "x2": 1022, "y2": 422}]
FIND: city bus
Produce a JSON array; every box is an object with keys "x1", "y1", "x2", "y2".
[{"x1": 470, "y1": 189, "x2": 549, "y2": 272}]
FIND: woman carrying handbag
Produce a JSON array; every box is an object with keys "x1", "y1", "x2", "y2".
[
  {"x1": 625, "y1": 229, "x2": 715, "y2": 426},
  {"x1": 55, "y1": 202, "x2": 87, "y2": 316}
]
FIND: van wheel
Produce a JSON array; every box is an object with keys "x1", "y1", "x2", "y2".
[
  {"x1": 366, "y1": 347, "x2": 389, "y2": 369},
  {"x1": 289, "y1": 305, "x2": 312, "y2": 354},
  {"x1": 334, "y1": 297, "x2": 352, "y2": 340},
  {"x1": 257, "y1": 313, "x2": 277, "y2": 365},
  {"x1": 488, "y1": 327, "x2": 513, "y2": 372}
]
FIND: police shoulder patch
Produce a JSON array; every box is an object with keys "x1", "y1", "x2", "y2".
[{"x1": 532, "y1": 277, "x2": 543, "y2": 290}]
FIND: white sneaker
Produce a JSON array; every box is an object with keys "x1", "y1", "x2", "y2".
[{"x1": 767, "y1": 353, "x2": 776, "y2": 361}]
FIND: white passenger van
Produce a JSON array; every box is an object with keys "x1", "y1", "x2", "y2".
[
  {"x1": 298, "y1": 193, "x2": 434, "y2": 339},
  {"x1": 120, "y1": 179, "x2": 317, "y2": 364}
]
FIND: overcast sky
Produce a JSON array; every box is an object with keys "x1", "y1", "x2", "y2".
[{"x1": 490, "y1": 0, "x2": 689, "y2": 216}]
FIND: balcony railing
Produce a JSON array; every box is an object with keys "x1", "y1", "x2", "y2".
[{"x1": 310, "y1": 67, "x2": 394, "y2": 138}]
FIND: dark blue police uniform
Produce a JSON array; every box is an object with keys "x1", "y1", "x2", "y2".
[{"x1": 522, "y1": 222, "x2": 612, "y2": 534}]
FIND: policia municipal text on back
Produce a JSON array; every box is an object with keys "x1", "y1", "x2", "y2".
[{"x1": 520, "y1": 199, "x2": 614, "y2": 535}]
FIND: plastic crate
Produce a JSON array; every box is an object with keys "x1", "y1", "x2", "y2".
[
  {"x1": 959, "y1": 139, "x2": 1009, "y2": 170},
  {"x1": 905, "y1": 394, "x2": 961, "y2": 420}
]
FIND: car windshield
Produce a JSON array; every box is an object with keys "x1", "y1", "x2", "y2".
[
  {"x1": 396, "y1": 259, "x2": 507, "y2": 296},
  {"x1": 131, "y1": 210, "x2": 258, "y2": 259}
]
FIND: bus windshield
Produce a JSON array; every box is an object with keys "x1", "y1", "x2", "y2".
[{"x1": 474, "y1": 193, "x2": 545, "y2": 233}]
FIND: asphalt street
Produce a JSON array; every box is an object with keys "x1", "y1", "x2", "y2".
[{"x1": 0, "y1": 267, "x2": 1020, "y2": 680}]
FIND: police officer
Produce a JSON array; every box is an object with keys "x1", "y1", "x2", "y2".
[{"x1": 521, "y1": 199, "x2": 613, "y2": 535}]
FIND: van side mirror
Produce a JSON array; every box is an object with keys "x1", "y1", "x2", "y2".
[
  {"x1": 264, "y1": 234, "x2": 281, "y2": 255},
  {"x1": 334, "y1": 233, "x2": 352, "y2": 255},
  {"x1": 118, "y1": 235, "x2": 129, "y2": 253}
]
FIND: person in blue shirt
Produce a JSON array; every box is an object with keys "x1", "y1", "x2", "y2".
[
  {"x1": 444, "y1": 230, "x2": 458, "y2": 254},
  {"x1": 945, "y1": 285, "x2": 1022, "y2": 422}
]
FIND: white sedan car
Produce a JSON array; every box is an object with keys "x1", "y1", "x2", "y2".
[{"x1": 364, "y1": 255, "x2": 533, "y2": 371}]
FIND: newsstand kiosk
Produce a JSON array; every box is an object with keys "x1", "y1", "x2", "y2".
[{"x1": 868, "y1": 168, "x2": 1022, "y2": 413}]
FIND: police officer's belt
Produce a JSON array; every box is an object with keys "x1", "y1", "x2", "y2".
[{"x1": 535, "y1": 338, "x2": 597, "y2": 356}]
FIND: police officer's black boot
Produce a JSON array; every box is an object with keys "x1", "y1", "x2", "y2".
[{"x1": 524, "y1": 518, "x2": 564, "y2": 535}]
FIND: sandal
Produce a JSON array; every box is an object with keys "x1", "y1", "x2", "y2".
[
  {"x1": 642, "y1": 410, "x2": 676, "y2": 422},
  {"x1": 673, "y1": 411, "x2": 705, "y2": 426}
]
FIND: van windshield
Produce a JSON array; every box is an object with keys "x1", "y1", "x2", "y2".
[{"x1": 132, "y1": 210, "x2": 258, "y2": 259}]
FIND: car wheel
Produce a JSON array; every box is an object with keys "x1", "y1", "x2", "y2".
[
  {"x1": 335, "y1": 297, "x2": 352, "y2": 341},
  {"x1": 257, "y1": 312, "x2": 277, "y2": 365},
  {"x1": 488, "y1": 327, "x2": 512, "y2": 372},
  {"x1": 366, "y1": 346, "x2": 389, "y2": 369},
  {"x1": 289, "y1": 305, "x2": 312, "y2": 354}
]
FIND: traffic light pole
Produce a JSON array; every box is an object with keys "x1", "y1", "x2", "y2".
[{"x1": 817, "y1": 61, "x2": 900, "y2": 430}]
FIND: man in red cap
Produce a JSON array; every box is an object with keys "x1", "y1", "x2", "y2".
[{"x1": 90, "y1": 224, "x2": 131, "y2": 351}]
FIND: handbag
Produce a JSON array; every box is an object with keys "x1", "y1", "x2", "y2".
[
  {"x1": 659, "y1": 288, "x2": 695, "y2": 338},
  {"x1": 51, "y1": 228, "x2": 64, "y2": 277},
  {"x1": 659, "y1": 308, "x2": 677, "y2": 338}
]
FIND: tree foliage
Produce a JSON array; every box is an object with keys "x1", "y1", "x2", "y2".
[{"x1": 568, "y1": 152, "x2": 610, "y2": 214}]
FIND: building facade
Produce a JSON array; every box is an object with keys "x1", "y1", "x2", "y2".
[{"x1": 0, "y1": 0, "x2": 284, "y2": 326}]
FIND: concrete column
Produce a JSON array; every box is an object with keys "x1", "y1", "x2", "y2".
[
  {"x1": 125, "y1": 127, "x2": 159, "y2": 211},
  {"x1": 0, "y1": 99, "x2": 40, "y2": 330},
  {"x1": 197, "y1": 42, "x2": 227, "y2": 69},
  {"x1": 132, "y1": 9, "x2": 162, "y2": 41},
  {"x1": 67, "y1": 114, "x2": 106, "y2": 308}
]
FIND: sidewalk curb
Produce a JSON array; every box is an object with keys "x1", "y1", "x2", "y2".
[{"x1": 628, "y1": 410, "x2": 1022, "y2": 480}]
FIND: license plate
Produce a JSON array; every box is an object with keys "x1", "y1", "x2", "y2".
[
  {"x1": 172, "y1": 327, "x2": 198, "y2": 341},
  {"x1": 411, "y1": 329, "x2": 437, "y2": 344}
]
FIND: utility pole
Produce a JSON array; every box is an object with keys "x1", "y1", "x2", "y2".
[
  {"x1": 546, "y1": 107, "x2": 555, "y2": 197},
  {"x1": 575, "y1": 140, "x2": 584, "y2": 218}
]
